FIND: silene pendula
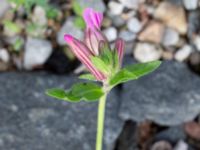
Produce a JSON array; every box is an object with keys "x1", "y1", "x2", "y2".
[{"x1": 64, "y1": 8, "x2": 125, "y2": 82}]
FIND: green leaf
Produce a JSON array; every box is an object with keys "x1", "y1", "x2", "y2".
[
  {"x1": 72, "y1": 0, "x2": 84, "y2": 16},
  {"x1": 46, "y1": 6, "x2": 59, "y2": 19},
  {"x1": 46, "y1": 83, "x2": 104, "y2": 102},
  {"x1": 71, "y1": 83, "x2": 104, "y2": 102},
  {"x1": 74, "y1": 16, "x2": 86, "y2": 29},
  {"x1": 91, "y1": 56, "x2": 110, "y2": 74},
  {"x1": 3, "y1": 20, "x2": 21, "y2": 34},
  {"x1": 79, "y1": 74, "x2": 97, "y2": 81},
  {"x1": 110, "y1": 61, "x2": 161, "y2": 86}
]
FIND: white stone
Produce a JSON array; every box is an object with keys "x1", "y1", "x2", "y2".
[
  {"x1": 174, "y1": 141, "x2": 188, "y2": 150},
  {"x1": 24, "y1": 38, "x2": 53, "y2": 70},
  {"x1": 0, "y1": 48, "x2": 9, "y2": 63},
  {"x1": 127, "y1": 17, "x2": 142, "y2": 33},
  {"x1": 103, "y1": 27, "x2": 117, "y2": 42},
  {"x1": 193, "y1": 36, "x2": 200, "y2": 51},
  {"x1": 57, "y1": 17, "x2": 83, "y2": 45},
  {"x1": 175, "y1": 45, "x2": 193, "y2": 62},
  {"x1": 119, "y1": 0, "x2": 145, "y2": 9},
  {"x1": 32, "y1": 6, "x2": 47, "y2": 26},
  {"x1": 108, "y1": 1, "x2": 124, "y2": 15},
  {"x1": 119, "y1": 30, "x2": 136, "y2": 42},
  {"x1": 134, "y1": 43, "x2": 162, "y2": 62},
  {"x1": 183, "y1": 0, "x2": 198, "y2": 10},
  {"x1": 162, "y1": 28, "x2": 180, "y2": 47},
  {"x1": 0, "y1": 0, "x2": 9, "y2": 18}
]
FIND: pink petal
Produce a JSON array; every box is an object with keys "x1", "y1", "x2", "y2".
[
  {"x1": 64, "y1": 34, "x2": 106, "y2": 81},
  {"x1": 115, "y1": 38, "x2": 125, "y2": 66},
  {"x1": 84, "y1": 28, "x2": 107, "y2": 55},
  {"x1": 83, "y1": 8, "x2": 103, "y2": 30}
]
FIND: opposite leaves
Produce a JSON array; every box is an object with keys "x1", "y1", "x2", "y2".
[{"x1": 46, "y1": 82, "x2": 104, "y2": 102}]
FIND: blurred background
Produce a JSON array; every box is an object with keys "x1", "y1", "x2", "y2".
[{"x1": 1, "y1": 0, "x2": 200, "y2": 150}]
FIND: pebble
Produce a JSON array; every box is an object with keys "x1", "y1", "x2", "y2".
[
  {"x1": 0, "y1": 0, "x2": 9, "y2": 18},
  {"x1": 127, "y1": 17, "x2": 142, "y2": 33},
  {"x1": 175, "y1": 45, "x2": 193, "y2": 62},
  {"x1": 134, "y1": 43, "x2": 162, "y2": 62},
  {"x1": 57, "y1": 17, "x2": 83, "y2": 46},
  {"x1": 119, "y1": 30, "x2": 136, "y2": 42},
  {"x1": 174, "y1": 141, "x2": 188, "y2": 150},
  {"x1": 162, "y1": 27, "x2": 180, "y2": 47},
  {"x1": 108, "y1": 1, "x2": 124, "y2": 15},
  {"x1": 154, "y1": 2, "x2": 187, "y2": 35},
  {"x1": 0, "y1": 48, "x2": 10, "y2": 63},
  {"x1": 184, "y1": 122, "x2": 200, "y2": 140},
  {"x1": 150, "y1": 141, "x2": 172, "y2": 150},
  {"x1": 183, "y1": 0, "x2": 198, "y2": 10},
  {"x1": 138, "y1": 21, "x2": 164, "y2": 44},
  {"x1": 24, "y1": 38, "x2": 53, "y2": 70},
  {"x1": 193, "y1": 35, "x2": 200, "y2": 51},
  {"x1": 109, "y1": 14, "x2": 126, "y2": 27},
  {"x1": 32, "y1": 6, "x2": 47, "y2": 26},
  {"x1": 103, "y1": 27, "x2": 117, "y2": 42},
  {"x1": 119, "y1": 0, "x2": 145, "y2": 10},
  {"x1": 188, "y1": 10, "x2": 200, "y2": 39}
]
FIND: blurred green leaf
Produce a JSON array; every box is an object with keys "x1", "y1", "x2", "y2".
[
  {"x1": 46, "y1": 6, "x2": 59, "y2": 19},
  {"x1": 79, "y1": 74, "x2": 97, "y2": 81},
  {"x1": 3, "y1": 20, "x2": 21, "y2": 34},
  {"x1": 74, "y1": 16, "x2": 85, "y2": 29},
  {"x1": 13, "y1": 38, "x2": 24, "y2": 52},
  {"x1": 110, "y1": 61, "x2": 162, "y2": 87},
  {"x1": 72, "y1": 0, "x2": 84, "y2": 16}
]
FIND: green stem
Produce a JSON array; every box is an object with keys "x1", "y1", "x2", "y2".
[{"x1": 96, "y1": 92, "x2": 107, "y2": 150}]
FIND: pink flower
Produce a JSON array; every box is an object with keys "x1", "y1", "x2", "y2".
[{"x1": 64, "y1": 8, "x2": 125, "y2": 81}]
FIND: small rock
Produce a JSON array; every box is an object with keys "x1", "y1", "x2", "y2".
[
  {"x1": 77, "y1": 0, "x2": 106, "y2": 13},
  {"x1": 24, "y1": 38, "x2": 53, "y2": 70},
  {"x1": 183, "y1": 0, "x2": 198, "y2": 10},
  {"x1": 57, "y1": 17, "x2": 83, "y2": 46},
  {"x1": 154, "y1": 2, "x2": 187, "y2": 34},
  {"x1": 138, "y1": 21, "x2": 164, "y2": 44},
  {"x1": 0, "y1": 48, "x2": 9, "y2": 63},
  {"x1": 150, "y1": 141, "x2": 172, "y2": 150},
  {"x1": 154, "y1": 126, "x2": 186, "y2": 144},
  {"x1": 134, "y1": 43, "x2": 162, "y2": 62},
  {"x1": 127, "y1": 17, "x2": 142, "y2": 33},
  {"x1": 103, "y1": 27, "x2": 117, "y2": 42},
  {"x1": 174, "y1": 141, "x2": 188, "y2": 150},
  {"x1": 32, "y1": 6, "x2": 47, "y2": 26},
  {"x1": 109, "y1": 14, "x2": 126, "y2": 27},
  {"x1": 0, "y1": 0, "x2": 9, "y2": 18},
  {"x1": 175, "y1": 45, "x2": 193, "y2": 62},
  {"x1": 162, "y1": 28, "x2": 180, "y2": 47},
  {"x1": 193, "y1": 35, "x2": 200, "y2": 51},
  {"x1": 162, "y1": 51, "x2": 174, "y2": 60},
  {"x1": 108, "y1": 1, "x2": 124, "y2": 15},
  {"x1": 184, "y1": 122, "x2": 200, "y2": 140},
  {"x1": 119, "y1": 0, "x2": 145, "y2": 10},
  {"x1": 188, "y1": 10, "x2": 200, "y2": 39},
  {"x1": 119, "y1": 30, "x2": 136, "y2": 42}
]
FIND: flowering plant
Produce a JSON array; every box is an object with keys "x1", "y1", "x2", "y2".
[{"x1": 46, "y1": 8, "x2": 161, "y2": 150}]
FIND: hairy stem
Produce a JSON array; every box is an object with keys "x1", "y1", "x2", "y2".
[{"x1": 95, "y1": 85, "x2": 108, "y2": 150}]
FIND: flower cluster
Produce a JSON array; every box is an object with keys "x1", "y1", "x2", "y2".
[{"x1": 64, "y1": 8, "x2": 125, "y2": 82}]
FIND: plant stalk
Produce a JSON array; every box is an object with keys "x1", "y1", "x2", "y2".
[{"x1": 96, "y1": 89, "x2": 107, "y2": 150}]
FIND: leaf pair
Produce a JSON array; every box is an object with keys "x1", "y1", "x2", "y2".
[{"x1": 46, "y1": 83, "x2": 104, "y2": 102}]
